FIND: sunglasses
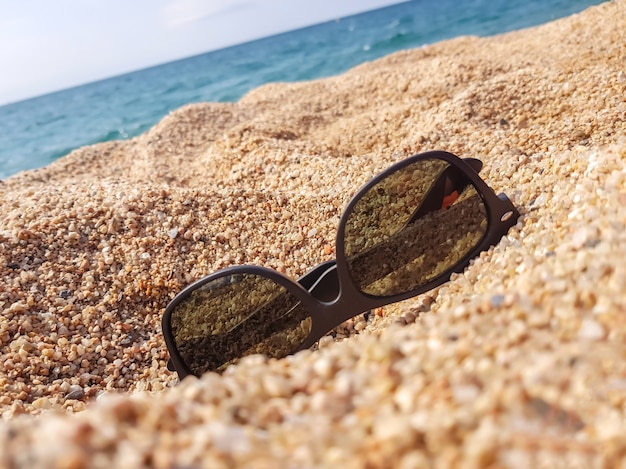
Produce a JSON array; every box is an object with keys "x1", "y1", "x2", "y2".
[{"x1": 162, "y1": 151, "x2": 519, "y2": 379}]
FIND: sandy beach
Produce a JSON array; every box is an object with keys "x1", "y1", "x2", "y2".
[{"x1": 1, "y1": 0, "x2": 626, "y2": 466}]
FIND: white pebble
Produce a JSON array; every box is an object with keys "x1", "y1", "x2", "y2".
[
  {"x1": 578, "y1": 318, "x2": 605, "y2": 340},
  {"x1": 452, "y1": 384, "x2": 480, "y2": 404}
]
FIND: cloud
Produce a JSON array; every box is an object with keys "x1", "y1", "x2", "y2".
[{"x1": 160, "y1": 0, "x2": 252, "y2": 29}]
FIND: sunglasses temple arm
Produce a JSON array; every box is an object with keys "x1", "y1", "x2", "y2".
[
  {"x1": 463, "y1": 158, "x2": 483, "y2": 174},
  {"x1": 296, "y1": 259, "x2": 336, "y2": 289},
  {"x1": 296, "y1": 259, "x2": 341, "y2": 302},
  {"x1": 404, "y1": 165, "x2": 467, "y2": 226},
  {"x1": 496, "y1": 192, "x2": 521, "y2": 225}
]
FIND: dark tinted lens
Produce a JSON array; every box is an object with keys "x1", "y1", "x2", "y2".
[
  {"x1": 344, "y1": 158, "x2": 488, "y2": 297},
  {"x1": 169, "y1": 273, "x2": 312, "y2": 375}
]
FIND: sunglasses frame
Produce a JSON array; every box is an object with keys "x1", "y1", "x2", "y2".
[{"x1": 162, "y1": 150, "x2": 519, "y2": 379}]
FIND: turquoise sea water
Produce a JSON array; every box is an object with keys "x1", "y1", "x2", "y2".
[{"x1": 0, "y1": 0, "x2": 607, "y2": 180}]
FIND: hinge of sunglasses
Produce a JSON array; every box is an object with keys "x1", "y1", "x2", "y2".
[{"x1": 497, "y1": 193, "x2": 515, "y2": 222}]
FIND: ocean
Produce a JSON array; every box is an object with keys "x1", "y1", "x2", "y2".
[{"x1": 0, "y1": 0, "x2": 607, "y2": 180}]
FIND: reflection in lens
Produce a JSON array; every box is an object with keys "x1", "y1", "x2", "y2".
[
  {"x1": 344, "y1": 158, "x2": 488, "y2": 297},
  {"x1": 169, "y1": 274, "x2": 312, "y2": 375}
]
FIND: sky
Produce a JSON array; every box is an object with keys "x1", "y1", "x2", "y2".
[{"x1": 0, "y1": 0, "x2": 407, "y2": 105}]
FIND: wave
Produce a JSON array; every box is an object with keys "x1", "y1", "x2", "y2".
[{"x1": 366, "y1": 30, "x2": 424, "y2": 53}]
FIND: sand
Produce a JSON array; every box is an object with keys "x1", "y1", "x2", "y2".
[{"x1": 1, "y1": 0, "x2": 625, "y2": 467}]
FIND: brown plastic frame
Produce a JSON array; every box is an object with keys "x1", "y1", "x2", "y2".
[{"x1": 162, "y1": 151, "x2": 520, "y2": 379}]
